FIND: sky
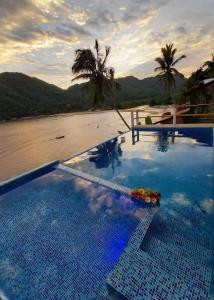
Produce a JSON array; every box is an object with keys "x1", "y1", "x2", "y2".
[{"x1": 0, "y1": 0, "x2": 213, "y2": 88}]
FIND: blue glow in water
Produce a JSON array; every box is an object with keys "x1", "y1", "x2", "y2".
[
  {"x1": 66, "y1": 128, "x2": 214, "y2": 294},
  {"x1": 0, "y1": 171, "x2": 146, "y2": 299}
]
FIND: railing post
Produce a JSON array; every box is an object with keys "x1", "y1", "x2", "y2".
[
  {"x1": 136, "y1": 111, "x2": 139, "y2": 125},
  {"x1": 172, "y1": 105, "x2": 177, "y2": 125},
  {"x1": 131, "y1": 111, "x2": 134, "y2": 128}
]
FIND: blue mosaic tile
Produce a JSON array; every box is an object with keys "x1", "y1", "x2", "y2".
[
  {"x1": 148, "y1": 225, "x2": 212, "y2": 267},
  {"x1": 0, "y1": 169, "x2": 155, "y2": 299},
  {"x1": 151, "y1": 210, "x2": 211, "y2": 250},
  {"x1": 106, "y1": 206, "x2": 212, "y2": 299},
  {"x1": 108, "y1": 248, "x2": 211, "y2": 299},
  {"x1": 107, "y1": 250, "x2": 189, "y2": 300},
  {"x1": 140, "y1": 233, "x2": 212, "y2": 288}
]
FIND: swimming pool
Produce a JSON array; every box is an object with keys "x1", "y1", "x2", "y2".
[
  {"x1": 64, "y1": 127, "x2": 214, "y2": 298},
  {"x1": 0, "y1": 127, "x2": 213, "y2": 299}
]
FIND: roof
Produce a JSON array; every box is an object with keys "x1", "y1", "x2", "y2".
[
  {"x1": 201, "y1": 78, "x2": 214, "y2": 85},
  {"x1": 186, "y1": 78, "x2": 214, "y2": 95}
]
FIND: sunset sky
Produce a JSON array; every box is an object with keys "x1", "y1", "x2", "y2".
[{"x1": 0, "y1": 0, "x2": 213, "y2": 88}]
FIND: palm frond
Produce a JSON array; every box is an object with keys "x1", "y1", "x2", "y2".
[
  {"x1": 71, "y1": 73, "x2": 92, "y2": 82},
  {"x1": 154, "y1": 66, "x2": 163, "y2": 72},
  {"x1": 154, "y1": 57, "x2": 166, "y2": 70},
  {"x1": 172, "y1": 55, "x2": 186, "y2": 66},
  {"x1": 95, "y1": 39, "x2": 100, "y2": 58},
  {"x1": 101, "y1": 46, "x2": 111, "y2": 69},
  {"x1": 171, "y1": 68, "x2": 184, "y2": 78},
  {"x1": 72, "y1": 49, "x2": 96, "y2": 74}
]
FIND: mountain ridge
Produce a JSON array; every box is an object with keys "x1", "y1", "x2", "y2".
[{"x1": 0, "y1": 72, "x2": 185, "y2": 120}]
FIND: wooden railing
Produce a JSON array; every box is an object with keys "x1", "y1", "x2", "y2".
[{"x1": 129, "y1": 103, "x2": 214, "y2": 127}]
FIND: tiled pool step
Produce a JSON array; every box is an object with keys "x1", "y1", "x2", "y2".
[
  {"x1": 149, "y1": 229, "x2": 212, "y2": 267},
  {"x1": 106, "y1": 209, "x2": 212, "y2": 299},
  {"x1": 152, "y1": 211, "x2": 211, "y2": 249},
  {"x1": 106, "y1": 249, "x2": 210, "y2": 300},
  {"x1": 140, "y1": 233, "x2": 212, "y2": 283}
]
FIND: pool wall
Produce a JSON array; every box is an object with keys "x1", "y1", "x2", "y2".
[{"x1": 0, "y1": 160, "x2": 59, "y2": 195}]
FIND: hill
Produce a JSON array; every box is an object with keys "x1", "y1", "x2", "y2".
[
  {"x1": 0, "y1": 72, "x2": 185, "y2": 120},
  {"x1": 114, "y1": 75, "x2": 185, "y2": 108},
  {"x1": 67, "y1": 75, "x2": 185, "y2": 109},
  {"x1": 0, "y1": 72, "x2": 81, "y2": 120}
]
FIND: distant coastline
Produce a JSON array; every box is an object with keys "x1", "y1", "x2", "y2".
[
  {"x1": 0, "y1": 105, "x2": 170, "y2": 124},
  {"x1": 0, "y1": 108, "x2": 120, "y2": 123},
  {"x1": 0, "y1": 72, "x2": 184, "y2": 122}
]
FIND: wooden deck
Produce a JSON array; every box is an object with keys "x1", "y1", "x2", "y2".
[{"x1": 132, "y1": 123, "x2": 214, "y2": 129}]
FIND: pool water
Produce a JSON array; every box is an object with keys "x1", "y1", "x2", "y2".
[
  {"x1": 65, "y1": 128, "x2": 214, "y2": 295},
  {"x1": 0, "y1": 170, "x2": 147, "y2": 299},
  {"x1": 0, "y1": 127, "x2": 213, "y2": 299}
]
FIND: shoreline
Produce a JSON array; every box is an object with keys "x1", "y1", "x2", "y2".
[
  {"x1": 0, "y1": 109, "x2": 112, "y2": 124},
  {"x1": 0, "y1": 108, "x2": 129, "y2": 124},
  {"x1": 0, "y1": 105, "x2": 170, "y2": 124}
]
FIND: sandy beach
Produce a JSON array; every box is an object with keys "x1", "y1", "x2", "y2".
[{"x1": 0, "y1": 106, "x2": 169, "y2": 181}]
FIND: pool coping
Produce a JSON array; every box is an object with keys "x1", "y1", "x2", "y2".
[
  {"x1": 61, "y1": 130, "x2": 129, "y2": 163},
  {"x1": 0, "y1": 160, "x2": 59, "y2": 195}
]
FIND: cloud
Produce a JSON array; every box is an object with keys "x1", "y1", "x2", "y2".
[
  {"x1": 0, "y1": 0, "x2": 90, "y2": 46},
  {"x1": 0, "y1": 0, "x2": 213, "y2": 88},
  {"x1": 201, "y1": 198, "x2": 214, "y2": 214},
  {"x1": 124, "y1": 60, "x2": 157, "y2": 79},
  {"x1": 171, "y1": 193, "x2": 190, "y2": 206},
  {"x1": 0, "y1": 0, "x2": 35, "y2": 20}
]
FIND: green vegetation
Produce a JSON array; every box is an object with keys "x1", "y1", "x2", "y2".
[
  {"x1": 0, "y1": 72, "x2": 79, "y2": 121},
  {"x1": 71, "y1": 39, "x2": 130, "y2": 129},
  {"x1": 186, "y1": 54, "x2": 214, "y2": 90},
  {"x1": 184, "y1": 54, "x2": 214, "y2": 116},
  {"x1": 0, "y1": 72, "x2": 185, "y2": 121},
  {"x1": 114, "y1": 75, "x2": 184, "y2": 108},
  {"x1": 154, "y1": 43, "x2": 186, "y2": 104}
]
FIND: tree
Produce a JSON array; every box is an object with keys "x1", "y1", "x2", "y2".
[
  {"x1": 154, "y1": 43, "x2": 186, "y2": 104},
  {"x1": 186, "y1": 67, "x2": 204, "y2": 90},
  {"x1": 71, "y1": 39, "x2": 130, "y2": 129},
  {"x1": 203, "y1": 54, "x2": 214, "y2": 78},
  {"x1": 186, "y1": 54, "x2": 214, "y2": 91}
]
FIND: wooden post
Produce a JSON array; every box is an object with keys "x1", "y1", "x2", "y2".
[
  {"x1": 131, "y1": 111, "x2": 134, "y2": 128},
  {"x1": 136, "y1": 111, "x2": 139, "y2": 125},
  {"x1": 172, "y1": 105, "x2": 177, "y2": 125}
]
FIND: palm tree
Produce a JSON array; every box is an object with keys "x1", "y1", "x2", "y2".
[
  {"x1": 154, "y1": 44, "x2": 186, "y2": 104},
  {"x1": 71, "y1": 40, "x2": 130, "y2": 129},
  {"x1": 203, "y1": 54, "x2": 214, "y2": 77}
]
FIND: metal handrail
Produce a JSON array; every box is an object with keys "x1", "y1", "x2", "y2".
[{"x1": 133, "y1": 112, "x2": 214, "y2": 119}]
